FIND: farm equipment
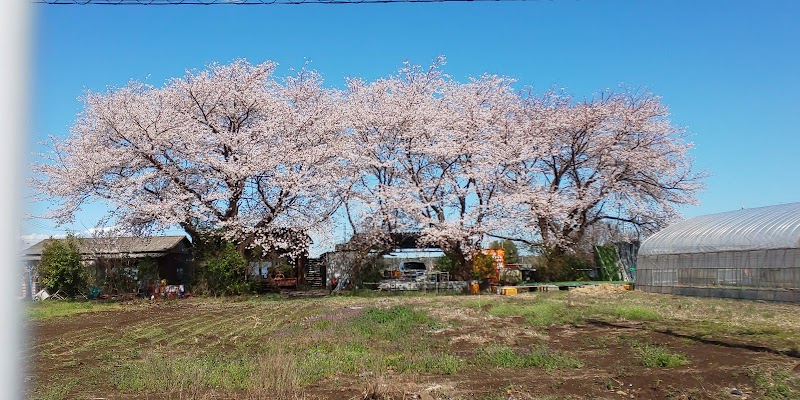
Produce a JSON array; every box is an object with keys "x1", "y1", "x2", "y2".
[{"x1": 272, "y1": 273, "x2": 297, "y2": 289}]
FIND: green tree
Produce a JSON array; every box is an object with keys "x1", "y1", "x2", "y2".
[
  {"x1": 537, "y1": 249, "x2": 592, "y2": 282},
  {"x1": 472, "y1": 253, "x2": 497, "y2": 282},
  {"x1": 37, "y1": 233, "x2": 88, "y2": 298},
  {"x1": 489, "y1": 239, "x2": 520, "y2": 264},
  {"x1": 435, "y1": 255, "x2": 459, "y2": 274},
  {"x1": 202, "y1": 241, "x2": 249, "y2": 295}
]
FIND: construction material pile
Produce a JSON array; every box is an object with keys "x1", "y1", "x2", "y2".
[{"x1": 571, "y1": 283, "x2": 629, "y2": 295}]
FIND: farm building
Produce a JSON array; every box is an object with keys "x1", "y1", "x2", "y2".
[
  {"x1": 636, "y1": 202, "x2": 800, "y2": 302},
  {"x1": 20, "y1": 235, "x2": 192, "y2": 298}
]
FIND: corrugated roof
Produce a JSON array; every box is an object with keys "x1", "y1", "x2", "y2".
[
  {"x1": 22, "y1": 236, "x2": 190, "y2": 257},
  {"x1": 639, "y1": 202, "x2": 800, "y2": 256}
]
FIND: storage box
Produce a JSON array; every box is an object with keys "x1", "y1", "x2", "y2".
[{"x1": 501, "y1": 287, "x2": 517, "y2": 296}]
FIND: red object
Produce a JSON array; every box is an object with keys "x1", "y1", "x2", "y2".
[{"x1": 272, "y1": 273, "x2": 297, "y2": 288}]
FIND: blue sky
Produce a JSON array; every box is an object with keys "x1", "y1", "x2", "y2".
[{"x1": 23, "y1": 0, "x2": 800, "y2": 248}]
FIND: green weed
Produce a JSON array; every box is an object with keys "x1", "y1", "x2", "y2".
[
  {"x1": 598, "y1": 304, "x2": 662, "y2": 321},
  {"x1": 631, "y1": 342, "x2": 688, "y2": 368},
  {"x1": 111, "y1": 352, "x2": 252, "y2": 393},
  {"x1": 351, "y1": 306, "x2": 437, "y2": 341},
  {"x1": 487, "y1": 300, "x2": 582, "y2": 326},
  {"x1": 386, "y1": 352, "x2": 465, "y2": 375},
  {"x1": 473, "y1": 345, "x2": 582, "y2": 371},
  {"x1": 31, "y1": 378, "x2": 77, "y2": 400},
  {"x1": 749, "y1": 367, "x2": 800, "y2": 400},
  {"x1": 299, "y1": 341, "x2": 378, "y2": 382},
  {"x1": 26, "y1": 300, "x2": 122, "y2": 321}
]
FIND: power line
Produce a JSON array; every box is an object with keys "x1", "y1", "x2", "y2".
[{"x1": 36, "y1": 0, "x2": 533, "y2": 5}]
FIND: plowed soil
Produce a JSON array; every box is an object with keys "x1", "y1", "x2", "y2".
[{"x1": 27, "y1": 294, "x2": 800, "y2": 400}]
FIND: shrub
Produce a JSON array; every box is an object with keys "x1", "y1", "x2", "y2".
[
  {"x1": 537, "y1": 250, "x2": 592, "y2": 282},
  {"x1": 435, "y1": 255, "x2": 459, "y2": 274},
  {"x1": 472, "y1": 252, "x2": 497, "y2": 282},
  {"x1": 202, "y1": 242, "x2": 249, "y2": 295},
  {"x1": 489, "y1": 240, "x2": 520, "y2": 264},
  {"x1": 37, "y1": 233, "x2": 88, "y2": 298}
]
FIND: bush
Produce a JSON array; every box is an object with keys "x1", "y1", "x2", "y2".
[
  {"x1": 537, "y1": 250, "x2": 592, "y2": 282},
  {"x1": 202, "y1": 242, "x2": 249, "y2": 295},
  {"x1": 472, "y1": 253, "x2": 496, "y2": 282},
  {"x1": 353, "y1": 259, "x2": 385, "y2": 289},
  {"x1": 435, "y1": 255, "x2": 458, "y2": 274},
  {"x1": 37, "y1": 233, "x2": 88, "y2": 298}
]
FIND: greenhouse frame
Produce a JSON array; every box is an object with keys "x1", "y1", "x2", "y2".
[{"x1": 636, "y1": 202, "x2": 800, "y2": 302}]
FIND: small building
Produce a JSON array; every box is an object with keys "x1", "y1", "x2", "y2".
[
  {"x1": 321, "y1": 232, "x2": 444, "y2": 290},
  {"x1": 21, "y1": 235, "x2": 192, "y2": 298},
  {"x1": 636, "y1": 202, "x2": 800, "y2": 302}
]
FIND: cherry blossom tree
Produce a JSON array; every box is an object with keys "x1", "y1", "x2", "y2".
[
  {"x1": 342, "y1": 59, "x2": 526, "y2": 274},
  {"x1": 33, "y1": 57, "x2": 703, "y2": 267},
  {"x1": 33, "y1": 60, "x2": 344, "y2": 256},
  {"x1": 499, "y1": 90, "x2": 704, "y2": 254}
]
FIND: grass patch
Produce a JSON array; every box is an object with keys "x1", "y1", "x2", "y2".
[
  {"x1": 749, "y1": 367, "x2": 800, "y2": 400},
  {"x1": 248, "y1": 351, "x2": 301, "y2": 399},
  {"x1": 28, "y1": 292, "x2": 800, "y2": 399},
  {"x1": 630, "y1": 341, "x2": 688, "y2": 368},
  {"x1": 111, "y1": 352, "x2": 252, "y2": 393},
  {"x1": 485, "y1": 299, "x2": 582, "y2": 326},
  {"x1": 597, "y1": 304, "x2": 662, "y2": 321},
  {"x1": 473, "y1": 345, "x2": 582, "y2": 371},
  {"x1": 31, "y1": 378, "x2": 77, "y2": 400},
  {"x1": 386, "y1": 352, "x2": 465, "y2": 375},
  {"x1": 299, "y1": 342, "x2": 464, "y2": 380},
  {"x1": 299, "y1": 341, "x2": 379, "y2": 382},
  {"x1": 26, "y1": 300, "x2": 122, "y2": 321},
  {"x1": 351, "y1": 306, "x2": 439, "y2": 341}
]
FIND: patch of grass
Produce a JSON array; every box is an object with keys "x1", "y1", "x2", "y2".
[
  {"x1": 597, "y1": 304, "x2": 662, "y2": 321},
  {"x1": 111, "y1": 352, "x2": 252, "y2": 393},
  {"x1": 580, "y1": 333, "x2": 617, "y2": 349},
  {"x1": 473, "y1": 345, "x2": 582, "y2": 371},
  {"x1": 299, "y1": 341, "x2": 385, "y2": 382},
  {"x1": 630, "y1": 342, "x2": 688, "y2": 368},
  {"x1": 248, "y1": 351, "x2": 301, "y2": 400},
  {"x1": 351, "y1": 306, "x2": 438, "y2": 341},
  {"x1": 749, "y1": 367, "x2": 800, "y2": 400},
  {"x1": 31, "y1": 378, "x2": 77, "y2": 400},
  {"x1": 487, "y1": 299, "x2": 583, "y2": 326},
  {"x1": 386, "y1": 352, "x2": 465, "y2": 375},
  {"x1": 26, "y1": 300, "x2": 122, "y2": 321}
]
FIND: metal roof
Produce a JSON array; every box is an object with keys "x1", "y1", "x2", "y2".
[
  {"x1": 639, "y1": 202, "x2": 800, "y2": 256},
  {"x1": 21, "y1": 235, "x2": 190, "y2": 259}
]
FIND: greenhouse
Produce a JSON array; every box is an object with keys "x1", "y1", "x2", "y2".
[{"x1": 636, "y1": 202, "x2": 800, "y2": 302}]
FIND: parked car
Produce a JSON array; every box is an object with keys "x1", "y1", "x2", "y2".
[{"x1": 400, "y1": 261, "x2": 427, "y2": 279}]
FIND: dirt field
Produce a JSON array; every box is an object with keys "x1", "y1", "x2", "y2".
[{"x1": 26, "y1": 290, "x2": 800, "y2": 400}]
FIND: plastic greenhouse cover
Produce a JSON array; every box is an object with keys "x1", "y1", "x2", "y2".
[{"x1": 639, "y1": 202, "x2": 800, "y2": 256}]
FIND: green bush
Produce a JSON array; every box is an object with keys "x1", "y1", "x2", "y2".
[
  {"x1": 202, "y1": 242, "x2": 249, "y2": 295},
  {"x1": 594, "y1": 245, "x2": 621, "y2": 281},
  {"x1": 435, "y1": 255, "x2": 459, "y2": 274},
  {"x1": 538, "y1": 250, "x2": 592, "y2": 282},
  {"x1": 37, "y1": 233, "x2": 88, "y2": 298},
  {"x1": 489, "y1": 240, "x2": 520, "y2": 264},
  {"x1": 353, "y1": 259, "x2": 385, "y2": 289},
  {"x1": 472, "y1": 253, "x2": 497, "y2": 282}
]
